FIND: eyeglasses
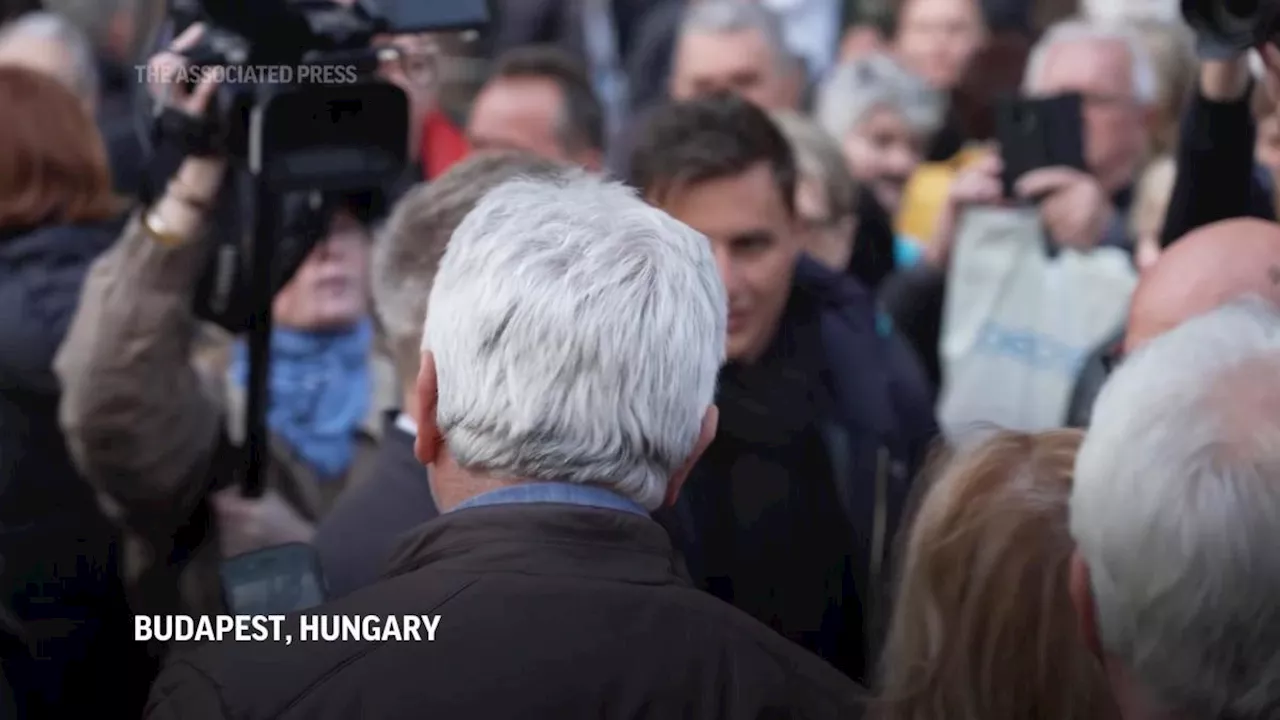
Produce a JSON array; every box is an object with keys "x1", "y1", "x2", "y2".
[{"x1": 374, "y1": 36, "x2": 441, "y2": 87}]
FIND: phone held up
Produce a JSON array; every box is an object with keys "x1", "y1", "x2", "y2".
[
  {"x1": 219, "y1": 542, "x2": 328, "y2": 616},
  {"x1": 994, "y1": 93, "x2": 1087, "y2": 199}
]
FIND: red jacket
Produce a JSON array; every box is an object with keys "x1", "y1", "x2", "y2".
[{"x1": 420, "y1": 110, "x2": 469, "y2": 180}]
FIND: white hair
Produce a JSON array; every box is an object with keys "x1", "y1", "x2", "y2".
[
  {"x1": 38, "y1": 0, "x2": 134, "y2": 48},
  {"x1": 680, "y1": 0, "x2": 794, "y2": 70},
  {"x1": 0, "y1": 11, "x2": 99, "y2": 102},
  {"x1": 1023, "y1": 19, "x2": 1158, "y2": 105},
  {"x1": 421, "y1": 174, "x2": 727, "y2": 510},
  {"x1": 1072, "y1": 296, "x2": 1280, "y2": 718},
  {"x1": 816, "y1": 52, "x2": 945, "y2": 140}
]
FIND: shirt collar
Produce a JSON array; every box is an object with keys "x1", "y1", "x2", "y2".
[
  {"x1": 395, "y1": 412, "x2": 418, "y2": 437},
  {"x1": 451, "y1": 482, "x2": 649, "y2": 518}
]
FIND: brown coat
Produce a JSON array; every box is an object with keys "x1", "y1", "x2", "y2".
[{"x1": 54, "y1": 213, "x2": 380, "y2": 618}]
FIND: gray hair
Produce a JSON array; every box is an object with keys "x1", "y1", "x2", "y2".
[
  {"x1": 1072, "y1": 296, "x2": 1280, "y2": 718},
  {"x1": 1023, "y1": 19, "x2": 1159, "y2": 105},
  {"x1": 373, "y1": 151, "x2": 572, "y2": 389},
  {"x1": 680, "y1": 0, "x2": 794, "y2": 70},
  {"x1": 38, "y1": 0, "x2": 133, "y2": 48},
  {"x1": 0, "y1": 11, "x2": 99, "y2": 102},
  {"x1": 421, "y1": 174, "x2": 727, "y2": 510},
  {"x1": 816, "y1": 52, "x2": 945, "y2": 140},
  {"x1": 770, "y1": 109, "x2": 857, "y2": 221}
]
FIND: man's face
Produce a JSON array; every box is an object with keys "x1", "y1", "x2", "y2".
[
  {"x1": 1030, "y1": 39, "x2": 1147, "y2": 195},
  {"x1": 273, "y1": 209, "x2": 371, "y2": 332},
  {"x1": 670, "y1": 29, "x2": 797, "y2": 110},
  {"x1": 894, "y1": 0, "x2": 985, "y2": 90},
  {"x1": 655, "y1": 163, "x2": 800, "y2": 364},
  {"x1": 467, "y1": 76, "x2": 571, "y2": 162},
  {"x1": 841, "y1": 107, "x2": 926, "y2": 214}
]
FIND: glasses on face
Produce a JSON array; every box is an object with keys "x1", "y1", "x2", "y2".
[{"x1": 375, "y1": 37, "x2": 440, "y2": 88}]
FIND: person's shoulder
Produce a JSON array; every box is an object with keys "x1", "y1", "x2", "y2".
[{"x1": 654, "y1": 584, "x2": 867, "y2": 711}]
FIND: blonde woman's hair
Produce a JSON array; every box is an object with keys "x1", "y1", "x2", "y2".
[
  {"x1": 1129, "y1": 154, "x2": 1176, "y2": 242},
  {"x1": 873, "y1": 429, "x2": 1119, "y2": 720},
  {"x1": 1130, "y1": 20, "x2": 1196, "y2": 156}
]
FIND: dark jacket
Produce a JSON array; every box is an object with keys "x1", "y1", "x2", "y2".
[
  {"x1": 0, "y1": 220, "x2": 153, "y2": 718},
  {"x1": 1064, "y1": 326, "x2": 1123, "y2": 428},
  {"x1": 96, "y1": 59, "x2": 145, "y2": 198},
  {"x1": 1161, "y1": 85, "x2": 1277, "y2": 247},
  {"x1": 661, "y1": 257, "x2": 937, "y2": 680},
  {"x1": 145, "y1": 503, "x2": 867, "y2": 719},
  {"x1": 312, "y1": 414, "x2": 439, "y2": 599}
]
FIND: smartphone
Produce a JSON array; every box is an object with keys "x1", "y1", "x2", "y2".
[
  {"x1": 994, "y1": 93, "x2": 1087, "y2": 198},
  {"x1": 219, "y1": 543, "x2": 328, "y2": 615}
]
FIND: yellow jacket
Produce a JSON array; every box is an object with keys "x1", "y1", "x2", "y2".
[{"x1": 895, "y1": 145, "x2": 991, "y2": 247}]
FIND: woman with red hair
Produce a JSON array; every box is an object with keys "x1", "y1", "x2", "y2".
[{"x1": 0, "y1": 65, "x2": 149, "y2": 718}]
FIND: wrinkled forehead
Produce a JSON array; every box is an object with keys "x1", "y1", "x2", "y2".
[{"x1": 1032, "y1": 38, "x2": 1135, "y2": 98}]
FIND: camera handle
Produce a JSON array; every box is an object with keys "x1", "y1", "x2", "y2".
[{"x1": 240, "y1": 177, "x2": 278, "y2": 498}]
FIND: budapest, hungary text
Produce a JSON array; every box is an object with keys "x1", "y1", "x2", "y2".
[{"x1": 135, "y1": 614, "x2": 442, "y2": 645}]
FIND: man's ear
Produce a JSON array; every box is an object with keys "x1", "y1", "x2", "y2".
[
  {"x1": 664, "y1": 406, "x2": 719, "y2": 506},
  {"x1": 413, "y1": 351, "x2": 443, "y2": 466},
  {"x1": 1069, "y1": 551, "x2": 1105, "y2": 660}
]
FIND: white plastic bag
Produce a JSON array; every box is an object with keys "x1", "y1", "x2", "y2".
[{"x1": 938, "y1": 207, "x2": 1137, "y2": 437}]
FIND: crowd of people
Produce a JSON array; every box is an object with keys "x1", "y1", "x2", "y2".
[{"x1": 1, "y1": 0, "x2": 1279, "y2": 717}]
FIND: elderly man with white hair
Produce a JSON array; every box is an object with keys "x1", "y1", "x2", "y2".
[
  {"x1": 144, "y1": 173, "x2": 866, "y2": 718},
  {"x1": 0, "y1": 12, "x2": 98, "y2": 108},
  {"x1": 1070, "y1": 296, "x2": 1280, "y2": 720},
  {"x1": 940, "y1": 19, "x2": 1158, "y2": 253}
]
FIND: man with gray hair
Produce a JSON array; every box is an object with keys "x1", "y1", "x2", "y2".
[
  {"x1": 146, "y1": 171, "x2": 865, "y2": 719},
  {"x1": 0, "y1": 11, "x2": 99, "y2": 107},
  {"x1": 669, "y1": 0, "x2": 802, "y2": 111},
  {"x1": 948, "y1": 19, "x2": 1157, "y2": 251},
  {"x1": 1069, "y1": 296, "x2": 1280, "y2": 719},
  {"x1": 35, "y1": 0, "x2": 156, "y2": 195},
  {"x1": 312, "y1": 151, "x2": 570, "y2": 598}
]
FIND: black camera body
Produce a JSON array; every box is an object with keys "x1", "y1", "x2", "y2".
[
  {"x1": 1183, "y1": 0, "x2": 1280, "y2": 56},
  {"x1": 166, "y1": 0, "x2": 487, "y2": 333}
]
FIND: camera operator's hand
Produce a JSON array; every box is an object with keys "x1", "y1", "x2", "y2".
[
  {"x1": 925, "y1": 149, "x2": 1004, "y2": 267},
  {"x1": 147, "y1": 23, "x2": 218, "y2": 114},
  {"x1": 1016, "y1": 166, "x2": 1116, "y2": 250},
  {"x1": 143, "y1": 22, "x2": 227, "y2": 245},
  {"x1": 212, "y1": 488, "x2": 317, "y2": 559}
]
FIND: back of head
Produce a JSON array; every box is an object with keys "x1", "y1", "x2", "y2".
[
  {"x1": 877, "y1": 429, "x2": 1118, "y2": 720},
  {"x1": 0, "y1": 11, "x2": 98, "y2": 103},
  {"x1": 488, "y1": 44, "x2": 604, "y2": 156},
  {"x1": 1125, "y1": 218, "x2": 1280, "y2": 352},
  {"x1": 816, "y1": 52, "x2": 945, "y2": 141},
  {"x1": 1073, "y1": 297, "x2": 1280, "y2": 718},
  {"x1": 373, "y1": 151, "x2": 572, "y2": 389},
  {"x1": 0, "y1": 64, "x2": 115, "y2": 230},
  {"x1": 421, "y1": 174, "x2": 727, "y2": 510},
  {"x1": 629, "y1": 92, "x2": 796, "y2": 215}
]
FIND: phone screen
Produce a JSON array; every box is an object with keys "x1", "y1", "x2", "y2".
[{"x1": 220, "y1": 543, "x2": 328, "y2": 615}]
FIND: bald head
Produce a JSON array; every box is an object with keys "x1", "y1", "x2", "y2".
[{"x1": 1126, "y1": 219, "x2": 1280, "y2": 352}]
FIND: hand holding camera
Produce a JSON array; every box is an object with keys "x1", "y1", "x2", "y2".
[{"x1": 143, "y1": 23, "x2": 227, "y2": 245}]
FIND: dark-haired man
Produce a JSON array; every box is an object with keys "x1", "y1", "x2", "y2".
[
  {"x1": 631, "y1": 94, "x2": 937, "y2": 682},
  {"x1": 467, "y1": 44, "x2": 605, "y2": 171}
]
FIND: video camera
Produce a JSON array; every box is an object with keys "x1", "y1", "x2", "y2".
[
  {"x1": 1183, "y1": 0, "x2": 1280, "y2": 56},
  {"x1": 166, "y1": 0, "x2": 488, "y2": 334},
  {"x1": 156, "y1": 0, "x2": 488, "y2": 501}
]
